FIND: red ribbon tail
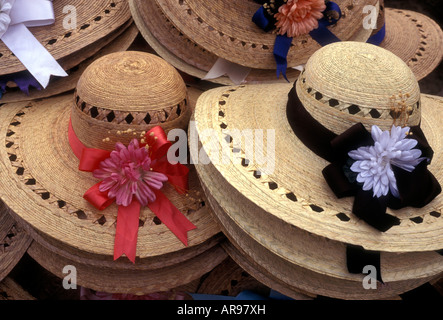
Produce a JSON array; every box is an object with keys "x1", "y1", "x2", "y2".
[
  {"x1": 113, "y1": 200, "x2": 141, "y2": 263},
  {"x1": 149, "y1": 191, "x2": 196, "y2": 246}
]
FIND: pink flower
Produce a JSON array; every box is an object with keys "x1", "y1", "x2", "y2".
[
  {"x1": 275, "y1": 0, "x2": 326, "y2": 37},
  {"x1": 93, "y1": 139, "x2": 168, "y2": 207}
]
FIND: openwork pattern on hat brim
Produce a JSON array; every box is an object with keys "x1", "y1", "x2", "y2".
[
  {"x1": 129, "y1": 0, "x2": 301, "y2": 85},
  {"x1": 0, "y1": 96, "x2": 221, "y2": 259},
  {"x1": 194, "y1": 84, "x2": 443, "y2": 253},
  {"x1": 0, "y1": 202, "x2": 32, "y2": 283},
  {"x1": 381, "y1": 9, "x2": 443, "y2": 81},
  {"x1": 152, "y1": 0, "x2": 377, "y2": 69},
  {"x1": 0, "y1": 22, "x2": 139, "y2": 104},
  {"x1": 0, "y1": 0, "x2": 131, "y2": 75},
  {"x1": 195, "y1": 137, "x2": 443, "y2": 287}
]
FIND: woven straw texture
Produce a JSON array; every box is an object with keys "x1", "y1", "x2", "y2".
[
  {"x1": 381, "y1": 8, "x2": 443, "y2": 81},
  {"x1": 27, "y1": 239, "x2": 227, "y2": 294},
  {"x1": 0, "y1": 201, "x2": 32, "y2": 283},
  {"x1": 0, "y1": 0, "x2": 131, "y2": 75},
  {"x1": 0, "y1": 52, "x2": 222, "y2": 266},
  {"x1": 196, "y1": 157, "x2": 442, "y2": 299},
  {"x1": 192, "y1": 42, "x2": 443, "y2": 299},
  {"x1": 129, "y1": 0, "x2": 302, "y2": 85},
  {"x1": 193, "y1": 42, "x2": 443, "y2": 253},
  {"x1": 0, "y1": 22, "x2": 139, "y2": 103},
  {"x1": 150, "y1": 0, "x2": 376, "y2": 70}
]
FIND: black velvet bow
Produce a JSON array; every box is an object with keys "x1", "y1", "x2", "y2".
[{"x1": 322, "y1": 123, "x2": 441, "y2": 232}]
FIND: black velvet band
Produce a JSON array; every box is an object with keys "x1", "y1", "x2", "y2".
[{"x1": 285, "y1": 84, "x2": 441, "y2": 232}]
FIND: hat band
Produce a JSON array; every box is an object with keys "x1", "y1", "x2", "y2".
[
  {"x1": 286, "y1": 83, "x2": 441, "y2": 232},
  {"x1": 67, "y1": 118, "x2": 196, "y2": 262}
]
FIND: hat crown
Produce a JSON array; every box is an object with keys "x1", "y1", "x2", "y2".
[
  {"x1": 71, "y1": 51, "x2": 190, "y2": 150},
  {"x1": 297, "y1": 42, "x2": 421, "y2": 134}
]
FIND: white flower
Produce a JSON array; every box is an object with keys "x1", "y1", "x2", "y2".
[
  {"x1": 0, "y1": 0, "x2": 13, "y2": 38},
  {"x1": 348, "y1": 125, "x2": 426, "y2": 198}
]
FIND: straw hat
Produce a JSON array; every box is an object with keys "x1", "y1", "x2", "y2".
[
  {"x1": 129, "y1": 0, "x2": 379, "y2": 84},
  {"x1": 0, "y1": 0, "x2": 131, "y2": 76},
  {"x1": 130, "y1": 0, "x2": 442, "y2": 84},
  {"x1": 192, "y1": 41, "x2": 443, "y2": 299},
  {"x1": 0, "y1": 22, "x2": 139, "y2": 103},
  {"x1": 375, "y1": 4, "x2": 443, "y2": 81},
  {"x1": 0, "y1": 51, "x2": 224, "y2": 292},
  {"x1": 0, "y1": 201, "x2": 32, "y2": 283}
]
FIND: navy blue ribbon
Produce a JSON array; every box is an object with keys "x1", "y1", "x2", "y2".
[
  {"x1": 366, "y1": 23, "x2": 386, "y2": 46},
  {"x1": 253, "y1": 1, "x2": 342, "y2": 81}
]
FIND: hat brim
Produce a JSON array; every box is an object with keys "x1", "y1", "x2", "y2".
[
  {"x1": 148, "y1": 0, "x2": 376, "y2": 69},
  {"x1": 194, "y1": 128, "x2": 443, "y2": 299},
  {"x1": 193, "y1": 83, "x2": 443, "y2": 252},
  {"x1": 0, "y1": 94, "x2": 222, "y2": 261},
  {"x1": 381, "y1": 9, "x2": 443, "y2": 81},
  {"x1": 129, "y1": 0, "x2": 301, "y2": 85},
  {"x1": 27, "y1": 238, "x2": 227, "y2": 294},
  {"x1": 0, "y1": 0, "x2": 132, "y2": 75},
  {"x1": 0, "y1": 22, "x2": 139, "y2": 103},
  {"x1": 0, "y1": 201, "x2": 32, "y2": 283}
]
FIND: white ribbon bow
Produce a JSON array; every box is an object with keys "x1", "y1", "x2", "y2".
[{"x1": 0, "y1": 0, "x2": 67, "y2": 88}]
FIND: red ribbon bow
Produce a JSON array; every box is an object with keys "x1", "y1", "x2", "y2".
[{"x1": 68, "y1": 119, "x2": 196, "y2": 263}]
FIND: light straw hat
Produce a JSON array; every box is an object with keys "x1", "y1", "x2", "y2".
[
  {"x1": 0, "y1": 22, "x2": 139, "y2": 103},
  {"x1": 0, "y1": 0, "x2": 131, "y2": 76},
  {"x1": 192, "y1": 41, "x2": 443, "y2": 299},
  {"x1": 129, "y1": 0, "x2": 379, "y2": 84},
  {"x1": 129, "y1": 0, "x2": 442, "y2": 84},
  {"x1": 0, "y1": 201, "x2": 32, "y2": 284},
  {"x1": 0, "y1": 51, "x2": 224, "y2": 293},
  {"x1": 374, "y1": 4, "x2": 443, "y2": 81}
]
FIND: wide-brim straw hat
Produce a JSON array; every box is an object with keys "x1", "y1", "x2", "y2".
[
  {"x1": 0, "y1": 201, "x2": 32, "y2": 283},
  {"x1": 129, "y1": 0, "x2": 380, "y2": 85},
  {"x1": 0, "y1": 0, "x2": 131, "y2": 76},
  {"x1": 0, "y1": 51, "x2": 224, "y2": 293},
  {"x1": 374, "y1": 4, "x2": 443, "y2": 81},
  {"x1": 0, "y1": 22, "x2": 139, "y2": 103},
  {"x1": 192, "y1": 41, "x2": 443, "y2": 299},
  {"x1": 129, "y1": 0, "x2": 442, "y2": 84}
]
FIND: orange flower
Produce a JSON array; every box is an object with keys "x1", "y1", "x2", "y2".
[{"x1": 275, "y1": 0, "x2": 326, "y2": 37}]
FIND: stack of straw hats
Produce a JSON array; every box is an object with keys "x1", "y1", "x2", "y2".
[
  {"x1": 0, "y1": 0, "x2": 137, "y2": 102},
  {"x1": 0, "y1": 50, "x2": 226, "y2": 295},
  {"x1": 129, "y1": 0, "x2": 442, "y2": 85},
  {"x1": 192, "y1": 41, "x2": 443, "y2": 300},
  {"x1": 0, "y1": 200, "x2": 33, "y2": 299}
]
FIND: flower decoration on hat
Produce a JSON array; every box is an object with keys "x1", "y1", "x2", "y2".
[
  {"x1": 252, "y1": 0, "x2": 341, "y2": 80},
  {"x1": 274, "y1": 0, "x2": 326, "y2": 37},
  {"x1": 93, "y1": 139, "x2": 169, "y2": 207},
  {"x1": 322, "y1": 121, "x2": 441, "y2": 232},
  {"x1": 286, "y1": 84, "x2": 441, "y2": 232},
  {"x1": 348, "y1": 125, "x2": 426, "y2": 199},
  {"x1": 69, "y1": 122, "x2": 196, "y2": 263}
]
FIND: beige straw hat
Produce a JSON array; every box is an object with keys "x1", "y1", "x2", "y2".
[
  {"x1": 129, "y1": 0, "x2": 380, "y2": 85},
  {"x1": 0, "y1": 0, "x2": 131, "y2": 76},
  {"x1": 376, "y1": 4, "x2": 443, "y2": 81},
  {"x1": 0, "y1": 22, "x2": 139, "y2": 103},
  {"x1": 0, "y1": 51, "x2": 224, "y2": 292},
  {"x1": 0, "y1": 201, "x2": 32, "y2": 283},
  {"x1": 192, "y1": 41, "x2": 443, "y2": 299},
  {"x1": 130, "y1": 0, "x2": 442, "y2": 84}
]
